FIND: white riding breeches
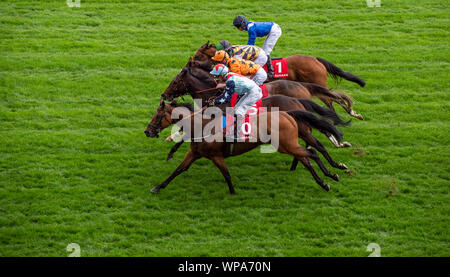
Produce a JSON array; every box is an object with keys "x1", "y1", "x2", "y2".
[
  {"x1": 253, "y1": 49, "x2": 268, "y2": 67},
  {"x1": 262, "y1": 23, "x2": 282, "y2": 56},
  {"x1": 250, "y1": 67, "x2": 267, "y2": 86},
  {"x1": 234, "y1": 87, "x2": 263, "y2": 118}
]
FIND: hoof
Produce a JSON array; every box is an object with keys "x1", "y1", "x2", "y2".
[
  {"x1": 339, "y1": 163, "x2": 348, "y2": 170},
  {"x1": 357, "y1": 114, "x2": 363, "y2": 120},
  {"x1": 166, "y1": 156, "x2": 173, "y2": 161},
  {"x1": 332, "y1": 173, "x2": 339, "y2": 181},
  {"x1": 342, "y1": 142, "x2": 352, "y2": 148},
  {"x1": 151, "y1": 187, "x2": 160, "y2": 194},
  {"x1": 323, "y1": 184, "x2": 330, "y2": 191}
]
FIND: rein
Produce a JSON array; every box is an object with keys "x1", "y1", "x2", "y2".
[{"x1": 148, "y1": 103, "x2": 171, "y2": 136}]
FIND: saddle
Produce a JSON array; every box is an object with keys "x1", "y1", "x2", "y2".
[{"x1": 222, "y1": 84, "x2": 268, "y2": 141}]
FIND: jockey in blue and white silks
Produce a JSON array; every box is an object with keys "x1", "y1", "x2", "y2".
[
  {"x1": 232, "y1": 15, "x2": 282, "y2": 56},
  {"x1": 233, "y1": 15, "x2": 282, "y2": 78},
  {"x1": 209, "y1": 64, "x2": 262, "y2": 118}
]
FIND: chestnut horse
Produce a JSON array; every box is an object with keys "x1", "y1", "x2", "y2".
[
  {"x1": 145, "y1": 101, "x2": 346, "y2": 194},
  {"x1": 194, "y1": 42, "x2": 365, "y2": 119},
  {"x1": 161, "y1": 58, "x2": 362, "y2": 120},
  {"x1": 194, "y1": 41, "x2": 366, "y2": 88}
]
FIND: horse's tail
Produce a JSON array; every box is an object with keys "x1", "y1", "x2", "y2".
[
  {"x1": 297, "y1": 99, "x2": 351, "y2": 126},
  {"x1": 301, "y1": 82, "x2": 354, "y2": 113},
  {"x1": 316, "y1": 57, "x2": 366, "y2": 87},
  {"x1": 287, "y1": 110, "x2": 343, "y2": 142}
]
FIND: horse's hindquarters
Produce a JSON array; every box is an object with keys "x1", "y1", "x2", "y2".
[{"x1": 286, "y1": 55, "x2": 328, "y2": 87}]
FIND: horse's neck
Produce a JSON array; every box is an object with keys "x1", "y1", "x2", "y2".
[{"x1": 188, "y1": 69, "x2": 219, "y2": 106}]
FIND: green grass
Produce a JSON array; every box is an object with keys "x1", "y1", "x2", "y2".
[{"x1": 0, "y1": 0, "x2": 449, "y2": 256}]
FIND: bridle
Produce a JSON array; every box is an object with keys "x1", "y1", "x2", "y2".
[{"x1": 148, "y1": 103, "x2": 171, "y2": 137}]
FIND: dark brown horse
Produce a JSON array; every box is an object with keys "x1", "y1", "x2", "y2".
[
  {"x1": 161, "y1": 58, "x2": 362, "y2": 120},
  {"x1": 160, "y1": 59, "x2": 352, "y2": 164},
  {"x1": 145, "y1": 101, "x2": 346, "y2": 194},
  {"x1": 194, "y1": 41, "x2": 366, "y2": 88}
]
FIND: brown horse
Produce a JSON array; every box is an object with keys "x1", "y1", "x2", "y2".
[
  {"x1": 145, "y1": 101, "x2": 346, "y2": 194},
  {"x1": 161, "y1": 58, "x2": 362, "y2": 120},
  {"x1": 194, "y1": 42, "x2": 364, "y2": 119},
  {"x1": 194, "y1": 41, "x2": 366, "y2": 88},
  {"x1": 162, "y1": 96, "x2": 349, "y2": 171}
]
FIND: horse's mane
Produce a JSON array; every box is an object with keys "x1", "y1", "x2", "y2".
[
  {"x1": 192, "y1": 60, "x2": 212, "y2": 71},
  {"x1": 169, "y1": 100, "x2": 194, "y2": 112},
  {"x1": 187, "y1": 64, "x2": 216, "y2": 87}
]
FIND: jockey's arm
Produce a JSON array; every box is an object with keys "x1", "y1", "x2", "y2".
[
  {"x1": 213, "y1": 80, "x2": 235, "y2": 106},
  {"x1": 246, "y1": 23, "x2": 257, "y2": 45}
]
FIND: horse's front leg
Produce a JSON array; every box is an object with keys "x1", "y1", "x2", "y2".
[
  {"x1": 151, "y1": 150, "x2": 199, "y2": 194},
  {"x1": 166, "y1": 140, "x2": 184, "y2": 161}
]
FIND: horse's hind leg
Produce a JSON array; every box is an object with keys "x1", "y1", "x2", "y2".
[
  {"x1": 327, "y1": 133, "x2": 352, "y2": 148},
  {"x1": 306, "y1": 148, "x2": 339, "y2": 182},
  {"x1": 211, "y1": 156, "x2": 235, "y2": 195},
  {"x1": 290, "y1": 158, "x2": 299, "y2": 171},
  {"x1": 301, "y1": 133, "x2": 347, "y2": 170},
  {"x1": 283, "y1": 144, "x2": 330, "y2": 191},
  {"x1": 152, "y1": 150, "x2": 198, "y2": 194},
  {"x1": 298, "y1": 156, "x2": 330, "y2": 191}
]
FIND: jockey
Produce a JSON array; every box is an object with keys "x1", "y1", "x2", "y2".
[
  {"x1": 233, "y1": 15, "x2": 282, "y2": 78},
  {"x1": 209, "y1": 64, "x2": 263, "y2": 140},
  {"x1": 210, "y1": 50, "x2": 267, "y2": 86},
  {"x1": 216, "y1": 40, "x2": 268, "y2": 68}
]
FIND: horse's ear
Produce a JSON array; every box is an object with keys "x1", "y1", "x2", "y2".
[
  {"x1": 160, "y1": 98, "x2": 165, "y2": 106},
  {"x1": 187, "y1": 57, "x2": 193, "y2": 66}
]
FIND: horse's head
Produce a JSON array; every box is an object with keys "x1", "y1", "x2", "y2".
[
  {"x1": 144, "y1": 100, "x2": 194, "y2": 138},
  {"x1": 145, "y1": 100, "x2": 174, "y2": 138},
  {"x1": 193, "y1": 41, "x2": 217, "y2": 62},
  {"x1": 160, "y1": 66, "x2": 190, "y2": 101},
  {"x1": 161, "y1": 58, "x2": 216, "y2": 101}
]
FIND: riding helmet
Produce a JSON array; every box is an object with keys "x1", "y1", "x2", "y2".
[{"x1": 233, "y1": 15, "x2": 247, "y2": 27}]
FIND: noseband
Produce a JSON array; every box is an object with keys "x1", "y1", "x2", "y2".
[{"x1": 148, "y1": 104, "x2": 171, "y2": 137}]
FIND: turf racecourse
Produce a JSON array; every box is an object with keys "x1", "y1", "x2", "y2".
[{"x1": 1, "y1": 0, "x2": 449, "y2": 257}]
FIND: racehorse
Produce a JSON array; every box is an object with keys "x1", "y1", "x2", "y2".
[
  {"x1": 145, "y1": 101, "x2": 346, "y2": 194},
  {"x1": 194, "y1": 41, "x2": 366, "y2": 89},
  {"x1": 153, "y1": 96, "x2": 349, "y2": 171},
  {"x1": 161, "y1": 58, "x2": 363, "y2": 120}
]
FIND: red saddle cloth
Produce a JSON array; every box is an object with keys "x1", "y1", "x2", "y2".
[
  {"x1": 224, "y1": 84, "x2": 268, "y2": 140},
  {"x1": 262, "y1": 57, "x2": 289, "y2": 78}
]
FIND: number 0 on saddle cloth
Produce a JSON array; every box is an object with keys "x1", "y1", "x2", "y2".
[{"x1": 221, "y1": 84, "x2": 269, "y2": 140}]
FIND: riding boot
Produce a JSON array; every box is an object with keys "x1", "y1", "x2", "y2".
[
  {"x1": 225, "y1": 114, "x2": 239, "y2": 142},
  {"x1": 266, "y1": 55, "x2": 275, "y2": 79},
  {"x1": 234, "y1": 114, "x2": 239, "y2": 141}
]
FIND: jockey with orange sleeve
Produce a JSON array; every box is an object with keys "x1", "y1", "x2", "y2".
[{"x1": 211, "y1": 50, "x2": 267, "y2": 86}]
